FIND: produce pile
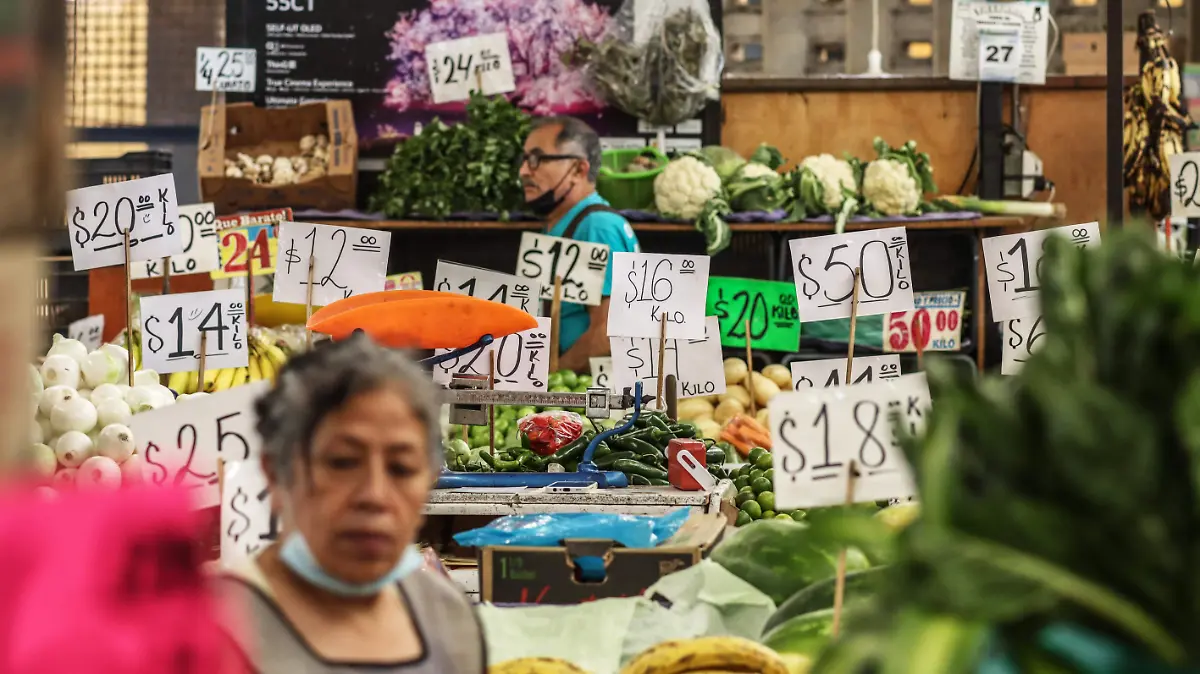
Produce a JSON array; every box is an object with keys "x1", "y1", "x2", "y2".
[
  {"x1": 164, "y1": 328, "x2": 293, "y2": 395},
  {"x1": 448, "y1": 369, "x2": 596, "y2": 453},
  {"x1": 675, "y1": 356, "x2": 788, "y2": 450},
  {"x1": 222, "y1": 133, "x2": 331, "y2": 185},
  {"x1": 729, "y1": 447, "x2": 805, "y2": 526},
  {"x1": 491, "y1": 635, "x2": 801, "y2": 674}
]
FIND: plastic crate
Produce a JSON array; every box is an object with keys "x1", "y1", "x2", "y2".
[
  {"x1": 72, "y1": 150, "x2": 173, "y2": 189},
  {"x1": 595, "y1": 147, "x2": 668, "y2": 210}
]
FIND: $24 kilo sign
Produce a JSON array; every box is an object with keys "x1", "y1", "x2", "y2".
[
  {"x1": 884, "y1": 290, "x2": 967, "y2": 352},
  {"x1": 607, "y1": 252, "x2": 711, "y2": 340},
  {"x1": 139, "y1": 289, "x2": 249, "y2": 374},
  {"x1": 66, "y1": 173, "x2": 184, "y2": 271},
  {"x1": 789, "y1": 227, "x2": 915, "y2": 322},
  {"x1": 981, "y1": 222, "x2": 1100, "y2": 322},
  {"x1": 516, "y1": 232, "x2": 609, "y2": 306},
  {"x1": 211, "y1": 208, "x2": 292, "y2": 279},
  {"x1": 706, "y1": 276, "x2": 800, "y2": 351}
]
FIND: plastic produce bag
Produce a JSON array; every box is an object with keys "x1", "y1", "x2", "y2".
[
  {"x1": 478, "y1": 598, "x2": 640, "y2": 674},
  {"x1": 567, "y1": 0, "x2": 722, "y2": 127},
  {"x1": 453, "y1": 508, "x2": 691, "y2": 549},
  {"x1": 518, "y1": 410, "x2": 584, "y2": 457}
]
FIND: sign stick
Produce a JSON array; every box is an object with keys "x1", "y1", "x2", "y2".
[
  {"x1": 305, "y1": 256, "x2": 316, "y2": 350},
  {"x1": 831, "y1": 459, "x2": 859, "y2": 637},
  {"x1": 217, "y1": 457, "x2": 226, "y2": 505},
  {"x1": 123, "y1": 230, "x2": 135, "y2": 386},
  {"x1": 844, "y1": 268, "x2": 862, "y2": 383},
  {"x1": 198, "y1": 331, "x2": 208, "y2": 394},
  {"x1": 656, "y1": 313, "x2": 668, "y2": 410},
  {"x1": 245, "y1": 250, "x2": 255, "y2": 327},
  {"x1": 475, "y1": 68, "x2": 484, "y2": 95},
  {"x1": 914, "y1": 314, "x2": 926, "y2": 372},
  {"x1": 161, "y1": 256, "x2": 171, "y2": 295},
  {"x1": 549, "y1": 275, "x2": 563, "y2": 372},
  {"x1": 744, "y1": 319, "x2": 757, "y2": 418},
  {"x1": 488, "y1": 350, "x2": 496, "y2": 456}
]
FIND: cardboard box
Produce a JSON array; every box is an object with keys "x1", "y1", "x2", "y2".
[
  {"x1": 1062, "y1": 32, "x2": 1138, "y2": 76},
  {"x1": 198, "y1": 100, "x2": 358, "y2": 214},
  {"x1": 479, "y1": 511, "x2": 728, "y2": 605}
]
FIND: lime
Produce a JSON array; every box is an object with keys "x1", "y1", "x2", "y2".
[
  {"x1": 577, "y1": 374, "x2": 593, "y2": 388},
  {"x1": 789, "y1": 510, "x2": 807, "y2": 522},
  {"x1": 739, "y1": 485, "x2": 755, "y2": 496},
  {"x1": 550, "y1": 385, "x2": 572, "y2": 394},
  {"x1": 560, "y1": 370, "x2": 579, "y2": 389},
  {"x1": 541, "y1": 406, "x2": 564, "y2": 412},
  {"x1": 517, "y1": 406, "x2": 537, "y2": 418},
  {"x1": 754, "y1": 452, "x2": 774, "y2": 471},
  {"x1": 748, "y1": 447, "x2": 767, "y2": 465},
  {"x1": 761, "y1": 510, "x2": 776, "y2": 519},
  {"x1": 547, "y1": 372, "x2": 565, "y2": 389},
  {"x1": 735, "y1": 510, "x2": 753, "y2": 527},
  {"x1": 775, "y1": 513, "x2": 794, "y2": 521},
  {"x1": 751, "y1": 477, "x2": 772, "y2": 495},
  {"x1": 764, "y1": 468, "x2": 775, "y2": 483},
  {"x1": 756, "y1": 490, "x2": 776, "y2": 512},
  {"x1": 739, "y1": 499, "x2": 763, "y2": 519},
  {"x1": 734, "y1": 475, "x2": 750, "y2": 490},
  {"x1": 749, "y1": 468, "x2": 765, "y2": 482},
  {"x1": 735, "y1": 491, "x2": 757, "y2": 506},
  {"x1": 736, "y1": 464, "x2": 754, "y2": 479}
]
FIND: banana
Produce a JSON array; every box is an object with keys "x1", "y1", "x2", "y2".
[
  {"x1": 186, "y1": 369, "x2": 199, "y2": 394},
  {"x1": 489, "y1": 658, "x2": 591, "y2": 674},
  {"x1": 261, "y1": 341, "x2": 289, "y2": 372},
  {"x1": 257, "y1": 354, "x2": 277, "y2": 382},
  {"x1": 231, "y1": 367, "x2": 249, "y2": 388},
  {"x1": 200, "y1": 368, "x2": 220, "y2": 393},
  {"x1": 167, "y1": 370, "x2": 190, "y2": 395},
  {"x1": 248, "y1": 353, "x2": 263, "y2": 382},
  {"x1": 213, "y1": 368, "x2": 237, "y2": 392},
  {"x1": 620, "y1": 637, "x2": 789, "y2": 674}
]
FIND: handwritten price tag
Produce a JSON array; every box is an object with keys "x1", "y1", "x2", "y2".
[
  {"x1": 195, "y1": 47, "x2": 256, "y2": 93},
  {"x1": 139, "y1": 289, "x2": 249, "y2": 374},
  {"x1": 385, "y1": 271, "x2": 424, "y2": 291},
  {"x1": 67, "y1": 315, "x2": 105, "y2": 351},
  {"x1": 220, "y1": 459, "x2": 279, "y2": 566},
  {"x1": 425, "y1": 32, "x2": 516, "y2": 104},
  {"x1": 1002, "y1": 314, "x2": 1044, "y2": 375},
  {"x1": 770, "y1": 373, "x2": 929, "y2": 509},
  {"x1": 211, "y1": 208, "x2": 291, "y2": 280},
  {"x1": 131, "y1": 203, "x2": 220, "y2": 279},
  {"x1": 273, "y1": 222, "x2": 391, "y2": 305},
  {"x1": 608, "y1": 252, "x2": 711, "y2": 339},
  {"x1": 590, "y1": 356, "x2": 614, "y2": 392},
  {"x1": 1170, "y1": 152, "x2": 1200, "y2": 218},
  {"x1": 706, "y1": 276, "x2": 800, "y2": 351},
  {"x1": 66, "y1": 174, "x2": 184, "y2": 271},
  {"x1": 982, "y1": 222, "x2": 1100, "y2": 322},
  {"x1": 790, "y1": 227, "x2": 915, "y2": 322},
  {"x1": 884, "y1": 290, "x2": 966, "y2": 352},
  {"x1": 129, "y1": 382, "x2": 268, "y2": 509},
  {"x1": 609, "y1": 316, "x2": 726, "y2": 399},
  {"x1": 790, "y1": 355, "x2": 901, "y2": 390},
  {"x1": 516, "y1": 232, "x2": 609, "y2": 306},
  {"x1": 434, "y1": 260, "x2": 540, "y2": 316},
  {"x1": 431, "y1": 317, "x2": 551, "y2": 391}
]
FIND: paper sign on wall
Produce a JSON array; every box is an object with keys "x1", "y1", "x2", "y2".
[
  {"x1": 609, "y1": 316, "x2": 726, "y2": 399},
  {"x1": 790, "y1": 355, "x2": 902, "y2": 390},
  {"x1": 706, "y1": 276, "x2": 800, "y2": 352},
  {"x1": 789, "y1": 227, "x2": 915, "y2": 323},
  {"x1": 950, "y1": 0, "x2": 1049, "y2": 85},
  {"x1": 220, "y1": 459, "x2": 279, "y2": 566},
  {"x1": 425, "y1": 32, "x2": 516, "y2": 104},
  {"x1": 139, "y1": 289, "x2": 249, "y2": 374},
  {"x1": 66, "y1": 174, "x2": 184, "y2": 271},
  {"x1": 196, "y1": 47, "x2": 256, "y2": 92},
  {"x1": 516, "y1": 232, "x2": 609, "y2": 306},
  {"x1": 432, "y1": 317, "x2": 552, "y2": 391},
  {"x1": 273, "y1": 222, "x2": 391, "y2": 306},
  {"x1": 434, "y1": 260, "x2": 540, "y2": 316},
  {"x1": 608, "y1": 252, "x2": 711, "y2": 339},
  {"x1": 982, "y1": 222, "x2": 1100, "y2": 322},
  {"x1": 131, "y1": 203, "x2": 221, "y2": 279}
]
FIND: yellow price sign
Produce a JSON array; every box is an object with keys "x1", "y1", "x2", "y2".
[{"x1": 210, "y1": 208, "x2": 291, "y2": 280}]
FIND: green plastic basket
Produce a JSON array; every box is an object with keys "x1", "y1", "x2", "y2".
[{"x1": 595, "y1": 147, "x2": 669, "y2": 211}]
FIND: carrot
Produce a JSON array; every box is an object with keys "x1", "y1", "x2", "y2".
[
  {"x1": 307, "y1": 290, "x2": 444, "y2": 326},
  {"x1": 720, "y1": 414, "x2": 773, "y2": 456},
  {"x1": 307, "y1": 293, "x2": 537, "y2": 350}
]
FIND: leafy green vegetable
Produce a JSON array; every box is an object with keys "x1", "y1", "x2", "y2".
[
  {"x1": 695, "y1": 194, "x2": 732, "y2": 256},
  {"x1": 749, "y1": 143, "x2": 786, "y2": 170},
  {"x1": 726, "y1": 162, "x2": 787, "y2": 213},
  {"x1": 696, "y1": 145, "x2": 747, "y2": 183}
]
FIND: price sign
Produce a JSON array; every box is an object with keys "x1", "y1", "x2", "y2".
[
  {"x1": 790, "y1": 355, "x2": 902, "y2": 390},
  {"x1": 131, "y1": 204, "x2": 220, "y2": 279},
  {"x1": 770, "y1": 373, "x2": 930, "y2": 510},
  {"x1": 706, "y1": 276, "x2": 800, "y2": 351},
  {"x1": 220, "y1": 459, "x2": 279, "y2": 565},
  {"x1": 590, "y1": 356, "x2": 614, "y2": 392},
  {"x1": 1158, "y1": 218, "x2": 1188, "y2": 259},
  {"x1": 978, "y1": 27, "x2": 1021, "y2": 82},
  {"x1": 273, "y1": 222, "x2": 391, "y2": 306},
  {"x1": 434, "y1": 260, "x2": 539, "y2": 316},
  {"x1": 67, "y1": 315, "x2": 105, "y2": 351},
  {"x1": 211, "y1": 208, "x2": 291, "y2": 279},
  {"x1": 1002, "y1": 314, "x2": 1044, "y2": 375},
  {"x1": 129, "y1": 382, "x2": 268, "y2": 509},
  {"x1": 790, "y1": 227, "x2": 915, "y2": 322},
  {"x1": 140, "y1": 289, "x2": 249, "y2": 374},
  {"x1": 609, "y1": 316, "x2": 726, "y2": 399},
  {"x1": 425, "y1": 32, "x2": 516, "y2": 104},
  {"x1": 516, "y1": 232, "x2": 609, "y2": 307},
  {"x1": 431, "y1": 317, "x2": 551, "y2": 391},
  {"x1": 608, "y1": 252, "x2": 711, "y2": 339},
  {"x1": 385, "y1": 271, "x2": 424, "y2": 291},
  {"x1": 950, "y1": 0, "x2": 1049, "y2": 85},
  {"x1": 884, "y1": 290, "x2": 967, "y2": 352},
  {"x1": 195, "y1": 47, "x2": 256, "y2": 93},
  {"x1": 65, "y1": 173, "x2": 184, "y2": 271},
  {"x1": 982, "y1": 222, "x2": 1100, "y2": 322},
  {"x1": 1169, "y1": 152, "x2": 1200, "y2": 218}
]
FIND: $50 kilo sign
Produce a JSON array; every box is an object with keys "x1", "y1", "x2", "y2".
[{"x1": 884, "y1": 290, "x2": 966, "y2": 352}]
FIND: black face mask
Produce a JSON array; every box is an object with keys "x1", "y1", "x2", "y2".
[{"x1": 524, "y1": 165, "x2": 576, "y2": 217}]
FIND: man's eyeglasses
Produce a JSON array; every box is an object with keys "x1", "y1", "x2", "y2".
[{"x1": 518, "y1": 151, "x2": 584, "y2": 171}]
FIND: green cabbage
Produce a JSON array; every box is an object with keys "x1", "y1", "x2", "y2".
[
  {"x1": 695, "y1": 146, "x2": 747, "y2": 183},
  {"x1": 726, "y1": 162, "x2": 787, "y2": 212}
]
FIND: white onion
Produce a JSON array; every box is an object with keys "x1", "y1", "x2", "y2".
[
  {"x1": 100, "y1": 344, "x2": 129, "y2": 371},
  {"x1": 82, "y1": 350, "x2": 122, "y2": 388},
  {"x1": 38, "y1": 417, "x2": 54, "y2": 444},
  {"x1": 29, "y1": 364, "x2": 43, "y2": 397},
  {"x1": 90, "y1": 383, "x2": 124, "y2": 404},
  {"x1": 132, "y1": 370, "x2": 160, "y2": 387},
  {"x1": 151, "y1": 385, "x2": 177, "y2": 406},
  {"x1": 54, "y1": 431, "x2": 93, "y2": 468},
  {"x1": 40, "y1": 356, "x2": 81, "y2": 391},
  {"x1": 51, "y1": 396, "x2": 97, "y2": 434},
  {"x1": 77, "y1": 456, "x2": 122, "y2": 490},
  {"x1": 53, "y1": 468, "x2": 78, "y2": 489},
  {"x1": 120, "y1": 454, "x2": 145, "y2": 486},
  {"x1": 77, "y1": 388, "x2": 92, "y2": 401},
  {"x1": 30, "y1": 419, "x2": 42, "y2": 444},
  {"x1": 47, "y1": 334, "x2": 89, "y2": 366},
  {"x1": 95, "y1": 398, "x2": 133, "y2": 428},
  {"x1": 125, "y1": 385, "x2": 165, "y2": 413},
  {"x1": 38, "y1": 386, "x2": 76, "y2": 417},
  {"x1": 23, "y1": 443, "x2": 57, "y2": 477},
  {"x1": 96, "y1": 423, "x2": 135, "y2": 463}
]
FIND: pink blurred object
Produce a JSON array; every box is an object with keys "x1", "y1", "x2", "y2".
[
  {"x1": 0, "y1": 484, "x2": 249, "y2": 674},
  {"x1": 420, "y1": 545, "x2": 450, "y2": 578}
]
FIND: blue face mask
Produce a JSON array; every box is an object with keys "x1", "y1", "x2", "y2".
[{"x1": 278, "y1": 531, "x2": 424, "y2": 597}]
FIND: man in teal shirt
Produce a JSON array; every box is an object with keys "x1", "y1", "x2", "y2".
[{"x1": 519, "y1": 116, "x2": 641, "y2": 372}]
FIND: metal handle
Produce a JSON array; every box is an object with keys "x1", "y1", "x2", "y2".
[{"x1": 580, "y1": 381, "x2": 644, "y2": 467}]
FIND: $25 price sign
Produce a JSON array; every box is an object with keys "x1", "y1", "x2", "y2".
[
  {"x1": 884, "y1": 290, "x2": 966, "y2": 352},
  {"x1": 129, "y1": 382, "x2": 268, "y2": 510},
  {"x1": 66, "y1": 173, "x2": 184, "y2": 271},
  {"x1": 790, "y1": 355, "x2": 901, "y2": 390},
  {"x1": 769, "y1": 373, "x2": 930, "y2": 510},
  {"x1": 982, "y1": 222, "x2": 1100, "y2": 322},
  {"x1": 609, "y1": 316, "x2": 726, "y2": 399},
  {"x1": 790, "y1": 227, "x2": 915, "y2": 323},
  {"x1": 608, "y1": 252, "x2": 711, "y2": 340},
  {"x1": 273, "y1": 222, "x2": 391, "y2": 306},
  {"x1": 435, "y1": 260, "x2": 540, "y2": 316},
  {"x1": 706, "y1": 276, "x2": 800, "y2": 352},
  {"x1": 195, "y1": 47, "x2": 256, "y2": 93},
  {"x1": 140, "y1": 289, "x2": 249, "y2": 374},
  {"x1": 131, "y1": 203, "x2": 221, "y2": 280},
  {"x1": 220, "y1": 459, "x2": 279, "y2": 565},
  {"x1": 1002, "y1": 314, "x2": 1044, "y2": 375},
  {"x1": 516, "y1": 232, "x2": 609, "y2": 306},
  {"x1": 432, "y1": 317, "x2": 552, "y2": 391}
]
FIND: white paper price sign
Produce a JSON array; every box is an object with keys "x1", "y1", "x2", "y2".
[
  {"x1": 434, "y1": 260, "x2": 540, "y2": 316},
  {"x1": 129, "y1": 382, "x2": 268, "y2": 509},
  {"x1": 1158, "y1": 218, "x2": 1188, "y2": 259},
  {"x1": 608, "y1": 252, "x2": 711, "y2": 339},
  {"x1": 1169, "y1": 152, "x2": 1200, "y2": 218},
  {"x1": 67, "y1": 315, "x2": 105, "y2": 351},
  {"x1": 950, "y1": 0, "x2": 1048, "y2": 85},
  {"x1": 273, "y1": 222, "x2": 391, "y2": 306},
  {"x1": 590, "y1": 356, "x2": 615, "y2": 392},
  {"x1": 982, "y1": 222, "x2": 1100, "y2": 322},
  {"x1": 516, "y1": 232, "x2": 609, "y2": 306},
  {"x1": 432, "y1": 317, "x2": 551, "y2": 391},
  {"x1": 425, "y1": 32, "x2": 515, "y2": 104},
  {"x1": 131, "y1": 204, "x2": 221, "y2": 279},
  {"x1": 196, "y1": 47, "x2": 256, "y2": 93},
  {"x1": 66, "y1": 174, "x2": 184, "y2": 271},
  {"x1": 609, "y1": 316, "x2": 726, "y2": 399},
  {"x1": 790, "y1": 227, "x2": 915, "y2": 322},
  {"x1": 884, "y1": 290, "x2": 967, "y2": 353},
  {"x1": 140, "y1": 289, "x2": 250, "y2": 374},
  {"x1": 770, "y1": 373, "x2": 930, "y2": 509},
  {"x1": 790, "y1": 355, "x2": 901, "y2": 390},
  {"x1": 220, "y1": 459, "x2": 279, "y2": 565},
  {"x1": 1002, "y1": 314, "x2": 1044, "y2": 375}
]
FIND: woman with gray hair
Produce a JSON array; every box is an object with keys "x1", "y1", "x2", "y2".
[{"x1": 218, "y1": 333, "x2": 486, "y2": 673}]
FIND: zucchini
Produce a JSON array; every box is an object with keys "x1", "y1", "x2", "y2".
[
  {"x1": 612, "y1": 458, "x2": 669, "y2": 481},
  {"x1": 763, "y1": 568, "x2": 886, "y2": 634},
  {"x1": 628, "y1": 473, "x2": 652, "y2": 486}
]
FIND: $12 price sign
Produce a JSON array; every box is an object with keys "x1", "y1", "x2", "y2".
[
  {"x1": 1002, "y1": 314, "x2": 1044, "y2": 375},
  {"x1": 273, "y1": 222, "x2": 391, "y2": 306},
  {"x1": 982, "y1": 222, "x2": 1100, "y2": 322},
  {"x1": 131, "y1": 203, "x2": 221, "y2": 279},
  {"x1": 195, "y1": 47, "x2": 256, "y2": 93},
  {"x1": 431, "y1": 317, "x2": 552, "y2": 391},
  {"x1": 609, "y1": 316, "x2": 726, "y2": 399},
  {"x1": 220, "y1": 459, "x2": 279, "y2": 566},
  {"x1": 129, "y1": 382, "x2": 268, "y2": 509},
  {"x1": 435, "y1": 260, "x2": 540, "y2": 316},
  {"x1": 66, "y1": 174, "x2": 184, "y2": 271},
  {"x1": 1169, "y1": 152, "x2": 1200, "y2": 219},
  {"x1": 516, "y1": 232, "x2": 609, "y2": 306},
  {"x1": 608, "y1": 252, "x2": 711, "y2": 339},
  {"x1": 790, "y1": 355, "x2": 901, "y2": 390},
  {"x1": 769, "y1": 373, "x2": 930, "y2": 510},
  {"x1": 884, "y1": 290, "x2": 967, "y2": 352},
  {"x1": 706, "y1": 276, "x2": 800, "y2": 351},
  {"x1": 140, "y1": 289, "x2": 249, "y2": 374},
  {"x1": 425, "y1": 32, "x2": 516, "y2": 104},
  {"x1": 790, "y1": 227, "x2": 915, "y2": 322}
]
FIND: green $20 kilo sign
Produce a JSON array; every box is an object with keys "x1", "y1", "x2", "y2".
[{"x1": 706, "y1": 276, "x2": 800, "y2": 351}]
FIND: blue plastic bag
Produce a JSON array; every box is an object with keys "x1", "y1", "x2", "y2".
[{"x1": 453, "y1": 508, "x2": 691, "y2": 549}]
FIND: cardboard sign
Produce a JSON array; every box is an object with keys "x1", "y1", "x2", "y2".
[
  {"x1": 789, "y1": 227, "x2": 915, "y2": 322},
  {"x1": 425, "y1": 32, "x2": 516, "y2": 104},
  {"x1": 434, "y1": 260, "x2": 539, "y2": 316},
  {"x1": 220, "y1": 459, "x2": 279, "y2": 565},
  {"x1": 1169, "y1": 152, "x2": 1200, "y2": 219},
  {"x1": 66, "y1": 174, "x2": 184, "y2": 271},
  {"x1": 516, "y1": 232, "x2": 609, "y2": 306},
  {"x1": 884, "y1": 290, "x2": 967, "y2": 352},
  {"x1": 706, "y1": 276, "x2": 800, "y2": 351},
  {"x1": 590, "y1": 356, "x2": 614, "y2": 392},
  {"x1": 140, "y1": 289, "x2": 249, "y2": 374},
  {"x1": 432, "y1": 317, "x2": 552, "y2": 391},
  {"x1": 272, "y1": 222, "x2": 391, "y2": 305},
  {"x1": 1002, "y1": 314, "x2": 1045, "y2": 375},
  {"x1": 196, "y1": 47, "x2": 256, "y2": 93},
  {"x1": 790, "y1": 355, "x2": 902, "y2": 390},
  {"x1": 131, "y1": 203, "x2": 221, "y2": 279},
  {"x1": 67, "y1": 314, "x2": 105, "y2": 351},
  {"x1": 211, "y1": 208, "x2": 292, "y2": 279},
  {"x1": 608, "y1": 252, "x2": 711, "y2": 340},
  {"x1": 982, "y1": 222, "x2": 1100, "y2": 322},
  {"x1": 609, "y1": 316, "x2": 726, "y2": 399}
]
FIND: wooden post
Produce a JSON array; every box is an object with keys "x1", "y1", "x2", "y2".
[
  {"x1": 831, "y1": 459, "x2": 859, "y2": 637},
  {"x1": 549, "y1": 275, "x2": 563, "y2": 372},
  {"x1": 245, "y1": 251, "x2": 255, "y2": 327},
  {"x1": 844, "y1": 268, "x2": 862, "y2": 383},
  {"x1": 488, "y1": 351, "x2": 496, "y2": 456},
  {"x1": 217, "y1": 457, "x2": 226, "y2": 504},
  {"x1": 305, "y1": 256, "x2": 316, "y2": 350},
  {"x1": 914, "y1": 311, "x2": 926, "y2": 372},
  {"x1": 744, "y1": 319, "x2": 756, "y2": 418},
  {"x1": 161, "y1": 256, "x2": 171, "y2": 295},
  {"x1": 198, "y1": 331, "x2": 208, "y2": 394},
  {"x1": 656, "y1": 313, "x2": 668, "y2": 410},
  {"x1": 123, "y1": 230, "x2": 135, "y2": 386}
]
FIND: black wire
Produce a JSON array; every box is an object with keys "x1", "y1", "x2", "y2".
[{"x1": 956, "y1": 123, "x2": 1028, "y2": 196}]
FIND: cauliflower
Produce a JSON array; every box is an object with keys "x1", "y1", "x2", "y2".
[
  {"x1": 739, "y1": 162, "x2": 779, "y2": 181},
  {"x1": 654, "y1": 156, "x2": 722, "y2": 220},
  {"x1": 800, "y1": 154, "x2": 857, "y2": 212},
  {"x1": 863, "y1": 159, "x2": 921, "y2": 216}
]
